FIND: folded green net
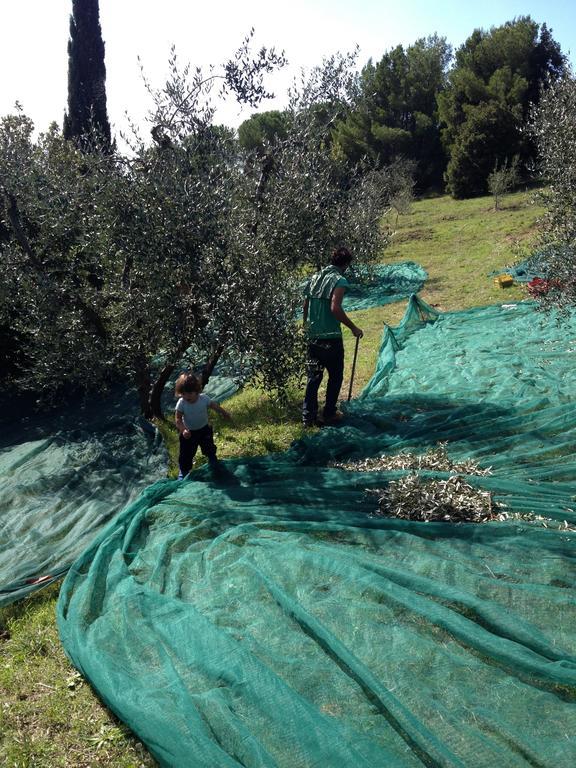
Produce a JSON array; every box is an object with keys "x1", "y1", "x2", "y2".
[
  {"x1": 344, "y1": 262, "x2": 428, "y2": 309},
  {"x1": 58, "y1": 296, "x2": 576, "y2": 767}
]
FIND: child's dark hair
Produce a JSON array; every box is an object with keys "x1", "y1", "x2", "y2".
[
  {"x1": 331, "y1": 246, "x2": 353, "y2": 268},
  {"x1": 175, "y1": 373, "x2": 202, "y2": 396}
]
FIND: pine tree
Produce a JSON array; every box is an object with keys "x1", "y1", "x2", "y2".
[
  {"x1": 63, "y1": 0, "x2": 111, "y2": 148},
  {"x1": 439, "y1": 17, "x2": 565, "y2": 198}
]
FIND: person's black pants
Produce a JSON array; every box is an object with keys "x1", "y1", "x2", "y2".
[
  {"x1": 178, "y1": 424, "x2": 217, "y2": 476},
  {"x1": 302, "y1": 337, "x2": 344, "y2": 424}
]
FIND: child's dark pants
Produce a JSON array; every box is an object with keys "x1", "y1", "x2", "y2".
[{"x1": 178, "y1": 425, "x2": 217, "y2": 476}]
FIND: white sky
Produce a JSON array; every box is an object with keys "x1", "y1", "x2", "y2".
[{"x1": 1, "y1": 0, "x2": 575, "y2": 141}]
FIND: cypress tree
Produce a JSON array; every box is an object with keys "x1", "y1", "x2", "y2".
[{"x1": 63, "y1": 0, "x2": 111, "y2": 148}]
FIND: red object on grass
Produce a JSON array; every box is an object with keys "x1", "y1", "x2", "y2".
[{"x1": 527, "y1": 277, "x2": 561, "y2": 297}]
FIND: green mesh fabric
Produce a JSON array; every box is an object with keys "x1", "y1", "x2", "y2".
[
  {"x1": 164, "y1": 369, "x2": 239, "y2": 405},
  {"x1": 296, "y1": 261, "x2": 427, "y2": 316},
  {"x1": 0, "y1": 359, "x2": 234, "y2": 608},
  {"x1": 489, "y1": 249, "x2": 553, "y2": 283},
  {"x1": 0, "y1": 391, "x2": 167, "y2": 605},
  {"x1": 58, "y1": 296, "x2": 576, "y2": 767},
  {"x1": 344, "y1": 262, "x2": 427, "y2": 310},
  {"x1": 201, "y1": 374, "x2": 240, "y2": 402}
]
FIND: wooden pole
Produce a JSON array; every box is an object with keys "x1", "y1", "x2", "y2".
[{"x1": 347, "y1": 336, "x2": 360, "y2": 401}]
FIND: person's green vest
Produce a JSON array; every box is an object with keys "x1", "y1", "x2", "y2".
[{"x1": 304, "y1": 265, "x2": 349, "y2": 339}]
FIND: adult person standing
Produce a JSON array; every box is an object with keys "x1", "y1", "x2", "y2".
[{"x1": 302, "y1": 247, "x2": 363, "y2": 427}]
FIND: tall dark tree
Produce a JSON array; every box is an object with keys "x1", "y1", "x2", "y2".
[
  {"x1": 63, "y1": 0, "x2": 111, "y2": 148},
  {"x1": 439, "y1": 17, "x2": 565, "y2": 198},
  {"x1": 332, "y1": 35, "x2": 452, "y2": 191}
]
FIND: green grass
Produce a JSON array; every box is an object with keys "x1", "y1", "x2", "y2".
[
  {"x1": 0, "y1": 189, "x2": 543, "y2": 766},
  {"x1": 0, "y1": 584, "x2": 155, "y2": 767},
  {"x1": 384, "y1": 188, "x2": 542, "y2": 311}
]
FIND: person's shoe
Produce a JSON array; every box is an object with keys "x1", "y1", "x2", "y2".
[
  {"x1": 321, "y1": 409, "x2": 344, "y2": 426},
  {"x1": 177, "y1": 471, "x2": 184, "y2": 480},
  {"x1": 302, "y1": 413, "x2": 319, "y2": 428},
  {"x1": 208, "y1": 458, "x2": 225, "y2": 479}
]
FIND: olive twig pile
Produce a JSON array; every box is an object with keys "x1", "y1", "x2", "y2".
[
  {"x1": 330, "y1": 442, "x2": 492, "y2": 476},
  {"x1": 331, "y1": 445, "x2": 576, "y2": 527},
  {"x1": 331, "y1": 443, "x2": 501, "y2": 523},
  {"x1": 367, "y1": 474, "x2": 499, "y2": 523}
]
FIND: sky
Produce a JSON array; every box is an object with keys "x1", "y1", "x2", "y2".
[{"x1": 1, "y1": 0, "x2": 575, "y2": 141}]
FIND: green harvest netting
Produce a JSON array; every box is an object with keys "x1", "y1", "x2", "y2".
[
  {"x1": 0, "y1": 367, "x2": 240, "y2": 607},
  {"x1": 489, "y1": 258, "x2": 544, "y2": 283},
  {"x1": 0, "y1": 390, "x2": 167, "y2": 606},
  {"x1": 488, "y1": 245, "x2": 575, "y2": 284},
  {"x1": 57, "y1": 295, "x2": 576, "y2": 767},
  {"x1": 159, "y1": 355, "x2": 243, "y2": 405},
  {"x1": 343, "y1": 262, "x2": 427, "y2": 310}
]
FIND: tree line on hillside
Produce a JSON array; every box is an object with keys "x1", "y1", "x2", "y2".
[
  {"x1": 239, "y1": 17, "x2": 566, "y2": 198},
  {"x1": 1, "y1": 6, "x2": 575, "y2": 415},
  {"x1": 59, "y1": 4, "x2": 570, "y2": 205}
]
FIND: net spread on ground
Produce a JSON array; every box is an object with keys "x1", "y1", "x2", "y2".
[
  {"x1": 0, "y1": 390, "x2": 167, "y2": 605},
  {"x1": 57, "y1": 297, "x2": 576, "y2": 767}
]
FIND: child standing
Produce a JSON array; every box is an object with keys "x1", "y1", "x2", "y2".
[{"x1": 174, "y1": 373, "x2": 232, "y2": 478}]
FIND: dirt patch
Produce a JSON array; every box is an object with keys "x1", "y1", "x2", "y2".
[
  {"x1": 500, "y1": 203, "x2": 525, "y2": 212},
  {"x1": 392, "y1": 227, "x2": 434, "y2": 243},
  {"x1": 503, "y1": 228, "x2": 537, "y2": 243}
]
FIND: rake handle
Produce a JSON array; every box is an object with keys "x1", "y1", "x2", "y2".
[{"x1": 347, "y1": 335, "x2": 360, "y2": 401}]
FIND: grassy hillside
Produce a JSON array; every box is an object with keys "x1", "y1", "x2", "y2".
[
  {"x1": 0, "y1": 190, "x2": 544, "y2": 767},
  {"x1": 385, "y1": 189, "x2": 539, "y2": 312},
  {"x1": 340, "y1": 188, "x2": 541, "y2": 406}
]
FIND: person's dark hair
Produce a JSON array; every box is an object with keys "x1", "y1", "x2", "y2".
[
  {"x1": 175, "y1": 373, "x2": 202, "y2": 396},
  {"x1": 331, "y1": 246, "x2": 353, "y2": 268}
]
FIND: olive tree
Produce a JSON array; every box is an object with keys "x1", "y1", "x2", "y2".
[
  {"x1": 0, "y1": 116, "x2": 116, "y2": 393},
  {"x1": 487, "y1": 155, "x2": 520, "y2": 210},
  {"x1": 236, "y1": 51, "x2": 402, "y2": 272},
  {"x1": 1, "y1": 36, "x2": 292, "y2": 414},
  {"x1": 530, "y1": 74, "x2": 576, "y2": 308},
  {"x1": 1, "y1": 40, "x2": 403, "y2": 417}
]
